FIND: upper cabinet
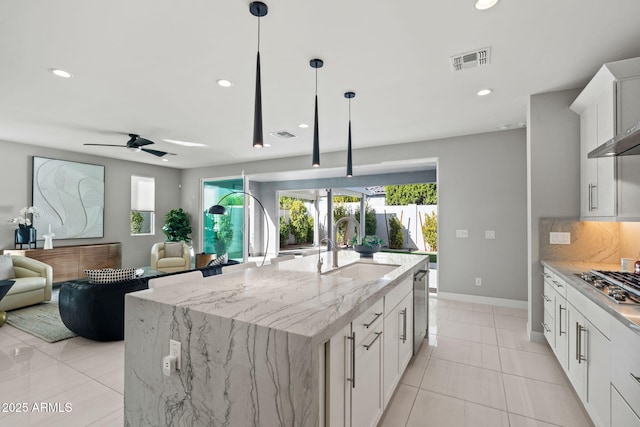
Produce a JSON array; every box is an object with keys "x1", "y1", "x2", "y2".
[{"x1": 570, "y1": 57, "x2": 640, "y2": 221}]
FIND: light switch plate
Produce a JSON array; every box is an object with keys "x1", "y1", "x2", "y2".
[
  {"x1": 456, "y1": 229, "x2": 469, "y2": 238},
  {"x1": 550, "y1": 232, "x2": 571, "y2": 245},
  {"x1": 485, "y1": 230, "x2": 495, "y2": 239}
]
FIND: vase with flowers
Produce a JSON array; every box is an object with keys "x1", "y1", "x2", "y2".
[{"x1": 8, "y1": 206, "x2": 39, "y2": 248}]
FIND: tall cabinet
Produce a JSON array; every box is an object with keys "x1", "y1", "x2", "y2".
[{"x1": 570, "y1": 57, "x2": 640, "y2": 221}]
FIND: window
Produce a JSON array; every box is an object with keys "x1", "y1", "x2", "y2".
[{"x1": 131, "y1": 175, "x2": 155, "y2": 235}]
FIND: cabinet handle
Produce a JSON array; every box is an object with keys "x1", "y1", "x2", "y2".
[
  {"x1": 540, "y1": 272, "x2": 552, "y2": 279},
  {"x1": 400, "y1": 308, "x2": 407, "y2": 343},
  {"x1": 363, "y1": 331, "x2": 382, "y2": 350},
  {"x1": 347, "y1": 332, "x2": 356, "y2": 389},
  {"x1": 576, "y1": 323, "x2": 586, "y2": 364},
  {"x1": 558, "y1": 305, "x2": 565, "y2": 336},
  {"x1": 552, "y1": 280, "x2": 563, "y2": 289},
  {"x1": 364, "y1": 312, "x2": 382, "y2": 329},
  {"x1": 588, "y1": 183, "x2": 599, "y2": 211},
  {"x1": 630, "y1": 372, "x2": 640, "y2": 385},
  {"x1": 541, "y1": 294, "x2": 551, "y2": 302},
  {"x1": 541, "y1": 322, "x2": 550, "y2": 333}
]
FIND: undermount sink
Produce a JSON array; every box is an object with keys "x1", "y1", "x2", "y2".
[{"x1": 323, "y1": 262, "x2": 400, "y2": 280}]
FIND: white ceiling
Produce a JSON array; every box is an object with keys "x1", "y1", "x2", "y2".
[{"x1": 2, "y1": 0, "x2": 640, "y2": 171}]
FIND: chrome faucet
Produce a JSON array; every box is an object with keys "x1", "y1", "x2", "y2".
[
  {"x1": 332, "y1": 217, "x2": 361, "y2": 268},
  {"x1": 317, "y1": 237, "x2": 332, "y2": 273}
]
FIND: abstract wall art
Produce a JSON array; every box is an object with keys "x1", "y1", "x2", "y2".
[{"x1": 32, "y1": 157, "x2": 105, "y2": 239}]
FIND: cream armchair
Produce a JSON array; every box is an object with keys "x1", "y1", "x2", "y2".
[
  {"x1": 150, "y1": 242, "x2": 191, "y2": 273},
  {"x1": 0, "y1": 255, "x2": 53, "y2": 311}
]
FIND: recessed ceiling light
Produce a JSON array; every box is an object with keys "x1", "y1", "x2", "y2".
[
  {"x1": 518, "y1": 122, "x2": 527, "y2": 128},
  {"x1": 263, "y1": 143, "x2": 271, "y2": 148},
  {"x1": 162, "y1": 139, "x2": 207, "y2": 147},
  {"x1": 217, "y1": 79, "x2": 233, "y2": 87},
  {"x1": 474, "y1": 0, "x2": 499, "y2": 10},
  {"x1": 477, "y1": 88, "x2": 493, "y2": 96},
  {"x1": 298, "y1": 123, "x2": 309, "y2": 128},
  {"x1": 50, "y1": 68, "x2": 73, "y2": 78},
  {"x1": 161, "y1": 158, "x2": 169, "y2": 162},
  {"x1": 499, "y1": 124, "x2": 510, "y2": 130}
]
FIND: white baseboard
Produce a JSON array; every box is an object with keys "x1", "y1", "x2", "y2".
[
  {"x1": 435, "y1": 292, "x2": 527, "y2": 309},
  {"x1": 528, "y1": 328, "x2": 546, "y2": 343}
]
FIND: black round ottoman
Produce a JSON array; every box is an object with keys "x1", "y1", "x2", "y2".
[{"x1": 58, "y1": 278, "x2": 149, "y2": 341}]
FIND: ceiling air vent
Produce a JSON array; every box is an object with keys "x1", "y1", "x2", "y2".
[
  {"x1": 269, "y1": 130, "x2": 296, "y2": 139},
  {"x1": 450, "y1": 47, "x2": 491, "y2": 71}
]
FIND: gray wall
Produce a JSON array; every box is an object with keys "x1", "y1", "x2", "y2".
[
  {"x1": 182, "y1": 128, "x2": 528, "y2": 302},
  {"x1": 0, "y1": 140, "x2": 181, "y2": 269},
  {"x1": 527, "y1": 89, "x2": 581, "y2": 335}
]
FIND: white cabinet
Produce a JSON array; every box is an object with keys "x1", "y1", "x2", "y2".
[
  {"x1": 571, "y1": 57, "x2": 640, "y2": 221},
  {"x1": 383, "y1": 288, "x2": 413, "y2": 406},
  {"x1": 326, "y1": 299, "x2": 384, "y2": 427},
  {"x1": 351, "y1": 323, "x2": 383, "y2": 427},
  {"x1": 542, "y1": 267, "x2": 613, "y2": 427},
  {"x1": 610, "y1": 319, "x2": 640, "y2": 423},
  {"x1": 611, "y1": 385, "x2": 640, "y2": 427}
]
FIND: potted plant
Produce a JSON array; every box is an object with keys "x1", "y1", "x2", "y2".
[
  {"x1": 351, "y1": 235, "x2": 385, "y2": 258},
  {"x1": 162, "y1": 208, "x2": 192, "y2": 243}
]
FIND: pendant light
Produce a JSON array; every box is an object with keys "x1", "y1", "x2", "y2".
[
  {"x1": 250, "y1": 2, "x2": 268, "y2": 148},
  {"x1": 345, "y1": 91, "x2": 355, "y2": 177},
  {"x1": 310, "y1": 58, "x2": 324, "y2": 167}
]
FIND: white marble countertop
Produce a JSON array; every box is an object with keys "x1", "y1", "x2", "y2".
[
  {"x1": 541, "y1": 260, "x2": 640, "y2": 336},
  {"x1": 129, "y1": 250, "x2": 428, "y2": 344}
]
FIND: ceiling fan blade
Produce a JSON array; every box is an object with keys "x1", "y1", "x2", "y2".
[
  {"x1": 141, "y1": 148, "x2": 170, "y2": 157},
  {"x1": 83, "y1": 143, "x2": 127, "y2": 147}
]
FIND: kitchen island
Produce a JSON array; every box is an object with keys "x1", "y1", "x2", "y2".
[{"x1": 123, "y1": 250, "x2": 427, "y2": 426}]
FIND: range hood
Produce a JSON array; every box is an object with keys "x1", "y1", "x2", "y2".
[{"x1": 588, "y1": 121, "x2": 640, "y2": 158}]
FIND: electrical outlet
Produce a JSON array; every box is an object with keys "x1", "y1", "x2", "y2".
[
  {"x1": 475, "y1": 277, "x2": 482, "y2": 286},
  {"x1": 170, "y1": 339, "x2": 181, "y2": 370},
  {"x1": 550, "y1": 232, "x2": 571, "y2": 245},
  {"x1": 456, "y1": 229, "x2": 469, "y2": 238},
  {"x1": 485, "y1": 230, "x2": 495, "y2": 239}
]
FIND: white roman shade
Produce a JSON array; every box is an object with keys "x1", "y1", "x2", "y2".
[{"x1": 131, "y1": 175, "x2": 155, "y2": 211}]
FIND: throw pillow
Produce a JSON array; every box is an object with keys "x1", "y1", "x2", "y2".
[
  {"x1": 0, "y1": 254, "x2": 15, "y2": 280},
  {"x1": 206, "y1": 253, "x2": 228, "y2": 267},
  {"x1": 84, "y1": 268, "x2": 137, "y2": 284},
  {"x1": 164, "y1": 242, "x2": 183, "y2": 258}
]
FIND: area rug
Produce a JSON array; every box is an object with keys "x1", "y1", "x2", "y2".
[{"x1": 6, "y1": 302, "x2": 77, "y2": 343}]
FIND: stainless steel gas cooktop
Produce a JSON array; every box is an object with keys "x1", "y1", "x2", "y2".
[{"x1": 575, "y1": 270, "x2": 640, "y2": 305}]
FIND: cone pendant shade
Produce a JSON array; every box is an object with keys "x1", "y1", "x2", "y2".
[
  {"x1": 250, "y1": 2, "x2": 268, "y2": 148},
  {"x1": 253, "y1": 51, "x2": 263, "y2": 148},
  {"x1": 313, "y1": 95, "x2": 320, "y2": 167},
  {"x1": 345, "y1": 91, "x2": 355, "y2": 177},
  {"x1": 310, "y1": 58, "x2": 323, "y2": 167},
  {"x1": 347, "y1": 120, "x2": 353, "y2": 177}
]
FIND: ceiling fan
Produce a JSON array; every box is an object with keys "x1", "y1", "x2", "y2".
[{"x1": 84, "y1": 134, "x2": 176, "y2": 157}]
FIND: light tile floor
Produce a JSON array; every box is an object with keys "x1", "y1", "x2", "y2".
[
  {"x1": 380, "y1": 297, "x2": 595, "y2": 427},
  {"x1": 0, "y1": 323, "x2": 124, "y2": 426},
  {"x1": 0, "y1": 295, "x2": 594, "y2": 427}
]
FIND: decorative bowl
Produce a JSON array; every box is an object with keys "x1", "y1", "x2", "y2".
[{"x1": 353, "y1": 244, "x2": 381, "y2": 258}]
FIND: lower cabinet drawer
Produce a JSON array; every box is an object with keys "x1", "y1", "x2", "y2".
[
  {"x1": 352, "y1": 299, "x2": 384, "y2": 344},
  {"x1": 611, "y1": 319, "x2": 640, "y2": 416},
  {"x1": 542, "y1": 308, "x2": 554, "y2": 348}
]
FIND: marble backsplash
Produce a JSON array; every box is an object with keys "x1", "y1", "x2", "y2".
[{"x1": 539, "y1": 218, "x2": 638, "y2": 263}]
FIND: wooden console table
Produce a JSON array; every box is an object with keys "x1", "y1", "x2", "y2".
[{"x1": 3, "y1": 243, "x2": 122, "y2": 283}]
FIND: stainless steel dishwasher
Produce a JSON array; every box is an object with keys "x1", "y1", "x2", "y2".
[{"x1": 413, "y1": 267, "x2": 429, "y2": 354}]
